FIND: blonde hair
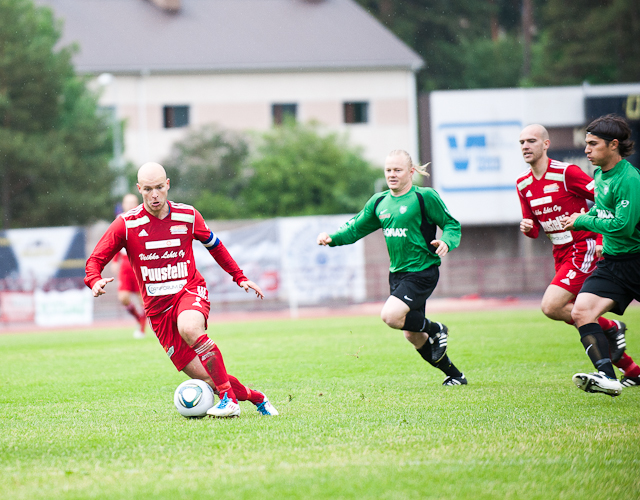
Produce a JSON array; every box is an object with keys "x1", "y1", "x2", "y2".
[{"x1": 387, "y1": 149, "x2": 431, "y2": 177}]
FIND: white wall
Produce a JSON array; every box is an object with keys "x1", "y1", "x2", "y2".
[{"x1": 93, "y1": 69, "x2": 420, "y2": 168}]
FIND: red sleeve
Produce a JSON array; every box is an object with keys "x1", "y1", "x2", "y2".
[
  {"x1": 84, "y1": 217, "x2": 126, "y2": 289},
  {"x1": 517, "y1": 186, "x2": 540, "y2": 239},
  {"x1": 565, "y1": 164, "x2": 595, "y2": 201},
  {"x1": 192, "y1": 210, "x2": 248, "y2": 285},
  {"x1": 209, "y1": 241, "x2": 248, "y2": 285}
]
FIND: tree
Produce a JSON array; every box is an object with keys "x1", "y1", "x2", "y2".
[
  {"x1": 242, "y1": 121, "x2": 382, "y2": 217},
  {"x1": 530, "y1": 0, "x2": 640, "y2": 86},
  {"x1": 0, "y1": 0, "x2": 114, "y2": 228},
  {"x1": 162, "y1": 124, "x2": 251, "y2": 219}
]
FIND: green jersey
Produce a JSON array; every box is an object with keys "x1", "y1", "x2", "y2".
[
  {"x1": 573, "y1": 159, "x2": 640, "y2": 255},
  {"x1": 329, "y1": 185, "x2": 461, "y2": 273}
]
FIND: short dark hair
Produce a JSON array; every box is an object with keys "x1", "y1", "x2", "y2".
[{"x1": 586, "y1": 114, "x2": 635, "y2": 158}]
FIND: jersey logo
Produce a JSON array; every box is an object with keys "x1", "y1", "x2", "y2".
[
  {"x1": 543, "y1": 183, "x2": 559, "y2": 194},
  {"x1": 604, "y1": 186, "x2": 609, "y2": 195},
  {"x1": 383, "y1": 228, "x2": 407, "y2": 237},
  {"x1": 525, "y1": 190, "x2": 532, "y2": 197},
  {"x1": 560, "y1": 278, "x2": 571, "y2": 286},
  {"x1": 192, "y1": 296, "x2": 203, "y2": 308},
  {"x1": 379, "y1": 214, "x2": 391, "y2": 219},
  {"x1": 530, "y1": 196, "x2": 552, "y2": 207},
  {"x1": 399, "y1": 206, "x2": 407, "y2": 214},
  {"x1": 146, "y1": 238, "x2": 181, "y2": 250},
  {"x1": 170, "y1": 225, "x2": 188, "y2": 235},
  {"x1": 139, "y1": 229, "x2": 148, "y2": 237},
  {"x1": 166, "y1": 346, "x2": 175, "y2": 358}
]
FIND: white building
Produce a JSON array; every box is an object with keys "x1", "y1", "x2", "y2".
[{"x1": 38, "y1": 0, "x2": 424, "y2": 166}]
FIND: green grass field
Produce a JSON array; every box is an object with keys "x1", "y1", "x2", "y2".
[{"x1": 1, "y1": 308, "x2": 639, "y2": 500}]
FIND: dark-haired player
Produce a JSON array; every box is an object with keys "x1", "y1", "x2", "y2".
[
  {"x1": 317, "y1": 149, "x2": 466, "y2": 386},
  {"x1": 86, "y1": 162, "x2": 278, "y2": 417},
  {"x1": 516, "y1": 124, "x2": 640, "y2": 386},
  {"x1": 563, "y1": 114, "x2": 640, "y2": 395}
]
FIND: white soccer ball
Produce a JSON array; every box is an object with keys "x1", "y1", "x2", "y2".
[{"x1": 174, "y1": 379, "x2": 215, "y2": 417}]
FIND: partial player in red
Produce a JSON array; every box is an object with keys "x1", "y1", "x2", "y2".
[
  {"x1": 85, "y1": 162, "x2": 278, "y2": 417},
  {"x1": 113, "y1": 193, "x2": 147, "y2": 339},
  {"x1": 516, "y1": 124, "x2": 640, "y2": 386}
]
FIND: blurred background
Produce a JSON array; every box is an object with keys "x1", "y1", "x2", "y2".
[{"x1": 1, "y1": 0, "x2": 639, "y2": 327}]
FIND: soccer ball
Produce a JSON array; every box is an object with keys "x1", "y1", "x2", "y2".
[{"x1": 174, "y1": 379, "x2": 215, "y2": 417}]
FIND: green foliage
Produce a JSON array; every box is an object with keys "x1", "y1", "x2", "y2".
[
  {"x1": 0, "y1": 0, "x2": 114, "y2": 228},
  {"x1": 531, "y1": 0, "x2": 640, "y2": 86},
  {"x1": 356, "y1": 0, "x2": 640, "y2": 90},
  {"x1": 162, "y1": 121, "x2": 382, "y2": 219},
  {"x1": 243, "y1": 121, "x2": 381, "y2": 217},
  {"x1": 1, "y1": 309, "x2": 640, "y2": 499},
  {"x1": 162, "y1": 124, "x2": 251, "y2": 219}
]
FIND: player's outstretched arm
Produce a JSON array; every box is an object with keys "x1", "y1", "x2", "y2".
[
  {"x1": 317, "y1": 232, "x2": 332, "y2": 246},
  {"x1": 239, "y1": 280, "x2": 264, "y2": 300},
  {"x1": 91, "y1": 277, "x2": 114, "y2": 297},
  {"x1": 430, "y1": 240, "x2": 449, "y2": 257}
]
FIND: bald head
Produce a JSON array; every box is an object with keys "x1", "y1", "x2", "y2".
[
  {"x1": 121, "y1": 193, "x2": 139, "y2": 213},
  {"x1": 519, "y1": 124, "x2": 550, "y2": 168},
  {"x1": 521, "y1": 124, "x2": 549, "y2": 142},
  {"x1": 137, "y1": 162, "x2": 170, "y2": 217},
  {"x1": 138, "y1": 162, "x2": 167, "y2": 184}
]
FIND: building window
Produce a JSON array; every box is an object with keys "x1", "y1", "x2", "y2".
[
  {"x1": 343, "y1": 101, "x2": 368, "y2": 124},
  {"x1": 272, "y1": 103, "x2": 297, "y2": 125},
  {"x1": 163, "y1": 105, "x2": 190, "y2": 128}
]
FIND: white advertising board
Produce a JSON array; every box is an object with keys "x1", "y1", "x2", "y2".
[{"x1": 430, "y1": 87, "x2": 586, "y2": 224}]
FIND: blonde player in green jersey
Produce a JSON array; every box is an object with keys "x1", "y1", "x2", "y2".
[
  {"x1": 562, "y1": 114, "x2": 640, "y2": 396},
  {"x1": 317, "y1": 150, "x2": 466, "y2": 386}
]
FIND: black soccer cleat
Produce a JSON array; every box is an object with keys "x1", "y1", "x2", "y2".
[
  {"x1": 621, "y1": 375, "x2": 640, "y2": 388},
  {"x1": 604, "y1": 320, "x2": 627, "y2": 363},
  {"x1": 429, "y1": 322, "x2": 448, "y2": 363}
]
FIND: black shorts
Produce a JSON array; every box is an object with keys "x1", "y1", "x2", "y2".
[
  {"x1": 579, "y1": 252, "x2": 640, "y2": 315},
  {"x1": 389, "y1": 266, "x2": 439, "y2": 313}
]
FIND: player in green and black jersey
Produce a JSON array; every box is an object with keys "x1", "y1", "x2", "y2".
[
  {"x1": 562, "y1": 114, "x2": 640, "y2": 395},
  {"x1": 317, "y1": 149, "x2": 466, "y2": 386}
]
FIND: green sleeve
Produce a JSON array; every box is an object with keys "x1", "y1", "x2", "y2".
[
  {"x1": 574, "y1": 178, "x2": 640, "y2": 237},
  {"x1": 329, "y1": 194, "x2": 382, "y2": 246},
  {"x1": 422, "y1": 189, "x2": 461, "y2": 251}
]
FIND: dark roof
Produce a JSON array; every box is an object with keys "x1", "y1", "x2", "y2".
[{"x1": 36, "y1": 0, "x2": 424, "y2": 74}]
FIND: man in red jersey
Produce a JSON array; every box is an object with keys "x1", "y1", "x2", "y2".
[
  {"x1": 85, "y1": 162, "x2": 278, "y2": 417},
  {"x1": 516, "y1": 124, "x2": 640, "y2": 385},
  {"x1": 112, "y1": 193, "x2": 147, "y2": 339}
]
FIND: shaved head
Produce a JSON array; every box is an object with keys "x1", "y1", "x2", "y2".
[
  {"x1": 138, "y1": 162, "x2": 167, "y2": 184},
  {"x1": 521, "y1": 124, "x2": 549, "y2": 141},
  {"x1": 137, "y1": 162, "x2": 170, "y2": 218},
  {"x1": 519, "y1": 124, "x2": 550, "y2": 170}
]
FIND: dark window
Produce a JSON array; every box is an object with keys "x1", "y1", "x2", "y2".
[
  {"x1": 272, "y1": 103, "x2": 297, "y2": 125},
  {"x1": 163, "y1": 105, "x2": 190, "y2": 128},
  {"x1": 343, "y1": 101, "x2": 368, "y2": 124}
]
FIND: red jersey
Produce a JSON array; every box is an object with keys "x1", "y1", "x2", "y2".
[
  {"x1": 85, "y1": 201, "x2": 247, "y2": 317},
  {"x1": 516, "y1": 159, "x2": 601, "y2": 264}
]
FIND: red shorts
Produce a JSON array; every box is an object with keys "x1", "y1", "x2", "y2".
[
  {"x1": 118, "y1": 259, "x2": 139, "y2": 293},
  {"x1": 550, "y1": 239, "x2": 599, "y2": 296},
  {"x1": 147, "y1": 288, "x2": 211, "y2": 372}
]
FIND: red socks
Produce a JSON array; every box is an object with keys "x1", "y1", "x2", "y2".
[
  {"x1": 228, "y1": 375, "x2": 264, "y2": 404},
  {"x1": 597, "y1": 317, "x2": 616, "y2": 332},
  {"x1": 192, "y1": 335, "x2": 237, "y2": 402},
  {"x1": 616, "y1": 353, "x2": 640, "y2": 377},
  {"x1": 125, "y1": 303, "x2": 146, "y2": 328}
]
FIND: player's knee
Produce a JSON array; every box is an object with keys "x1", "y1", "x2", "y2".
[
  {"x1": 380, "y1": 310, "x2": 403, "y2": 329},
  {"x1": 540, "y1": 299, "x2": 560, "y2": 320}
]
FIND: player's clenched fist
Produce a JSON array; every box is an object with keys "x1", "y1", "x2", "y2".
[
  {"x1": 520, "y1": 218, "x2": 534, "y2": 234},
  {"x1": 317, "y1": 232, "x2": 332, "y2": 246}
]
